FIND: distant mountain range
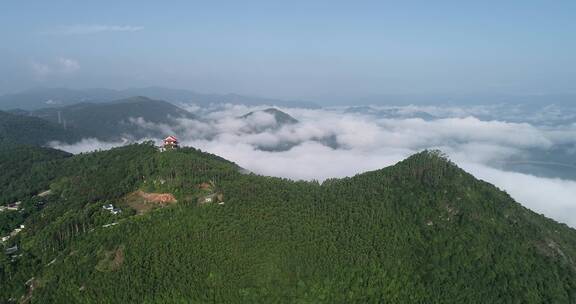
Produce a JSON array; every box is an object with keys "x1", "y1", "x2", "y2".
[
  {"x1": 2, "y1": 88, "x2": 575, "y2": 111},
  {"x1": 344, "y1": 106, "x2": 438, "y2": 120},
  {"x1": 328, "y1": 93, "x2": 576, "y2": 107},
  {"x1": 11, "y1": 96, "x2": 194, "y2": 141},
  {"x1": 0, "y1": 98, "x2": 312, "y2": 149},
  {"x1": 0, "y1": 87, "x2": 319, "y2": 110}
]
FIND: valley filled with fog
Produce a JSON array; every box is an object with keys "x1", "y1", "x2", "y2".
[{"x1": 49, "y1": 102, "x2": 576, "y2": 227}]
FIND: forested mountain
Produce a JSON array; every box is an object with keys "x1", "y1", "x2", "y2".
[
  {"x1": 0, "y1": 87, "x2": 318, "y2": 110},
  {"x1": 1, "y1": 144, "x2": 575, "y2": 303},
  {"x1": 21, "y1": 97, "x2": 195, "y2": 141},
  {"x1": 0, "y1": 146, "x2": 71, "y2": 236},
  {"x1": 0, "y1": 111, "x2": 79, "y2": 147},
  {"x1": 239, "y1": 108, "x2": 299, "y2": 135},
  {"x1": 241, "y1": 108, "x2": 299, "y2": 125}
]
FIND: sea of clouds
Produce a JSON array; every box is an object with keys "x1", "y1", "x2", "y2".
[{"x1": 50, "y1": 103, "x2": 576, "y2": 227}]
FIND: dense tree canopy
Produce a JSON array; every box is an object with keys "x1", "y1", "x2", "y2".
[
  {"x1": 0, "y1": 111, "x2": 78, "y2": 147},
  {"x1": 1, "y1": 144, "x2": 575, "y2": 303}
]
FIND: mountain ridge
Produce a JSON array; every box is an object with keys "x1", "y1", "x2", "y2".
[
  {"x1": 0, "y1": 144, "x2": 575, "y2": 302},
  {"x1": 22, "y1": 97, "x2": 195, "y2": 141},
  {"x1": 240, "y1": 108, "x2": 299, "y2": 125},
  {"x1": 0, "y1": 87, "x2": 319, "y2": 110}
]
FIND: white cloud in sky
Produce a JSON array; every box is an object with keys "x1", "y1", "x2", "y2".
[
  {"x1": 58, "y1": 57, "x2": 80, "y2": 73},
  {"x1": 46, "y1": 24, "x2": 144, "y2": 35},
  {"x1": 49, "y1": 104, "x2": 576, "y2": 228},
  {"x1": 30, "y1": 57, "x2": 80, "y2": 79}
]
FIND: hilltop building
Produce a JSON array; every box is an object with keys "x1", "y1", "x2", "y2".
[{"x1": 162, "y1": 136, "x2": 179, "y2": 150}]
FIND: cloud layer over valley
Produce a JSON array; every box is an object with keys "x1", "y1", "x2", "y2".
[{"x1": 50, "y1": 103, "x2": 576, "y2": 227}]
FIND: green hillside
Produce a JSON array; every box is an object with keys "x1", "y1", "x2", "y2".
[
  {"x1": 1, "y1": 145, "x2": 575, "y2": 303},
  {"x1": 0, "y1": 111, "x2": 79, "y2": 147},
  {"x1": 29, "y1": 96, "x2": 195, "y2": 141}
]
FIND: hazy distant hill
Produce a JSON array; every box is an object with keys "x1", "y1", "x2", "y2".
[
  {"x1": 240, "y1": 108, "x2": 299, "y2": 130},
  {"x1": 238, "y1": 108, "x2": 340, "y2": 151},
  {"x1": 0, "y1": 87, "x2": 318, "y2": 110},
  {"x1": 16, "y1": 96, "x2": 193, "y2": 141},
  {"x1": 332, "y1": 93, "x2": 576, "y2": 107},
  {"x1": 344, "y1": 105, "x2": 437, "y2": 120},
  {"x1": 1, "y1": 146, "x2": 575, "y2": 302},
  {"x1": 122, "y1": 87, "x2": 319, "y2": 108},
  {"x1": 239, "y1": 108, "x2": 307, "y2": 150},
  {"x1": 0, "y1": 88, "x2": 122, "y2": 110},
  {"x1": 0, "y1": 110, "x2": 79, "y2": 147}
]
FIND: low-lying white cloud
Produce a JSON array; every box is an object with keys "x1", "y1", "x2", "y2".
[
  {"x1": 49, "y1": 104, "x2": 576, "y2": 228},
  {"x1": 462, "y1": 163, "x2": 576, "y2": 227},
  {"x1": 49, "y1": 138, "x2": 127, "y2": 154}
]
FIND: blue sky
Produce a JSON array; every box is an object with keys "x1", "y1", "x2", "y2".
[{"x1": 1, "y1": 1, "x2": 575, "y2": 101}]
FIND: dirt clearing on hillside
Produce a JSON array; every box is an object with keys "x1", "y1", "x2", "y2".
[{"x1": 124, "y1": 190, "x2": 177, "y2": 214}]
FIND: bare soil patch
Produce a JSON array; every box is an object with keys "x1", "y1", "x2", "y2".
[{"x1": 125, "y1": 190, "x2": 177, "y2": 214}]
